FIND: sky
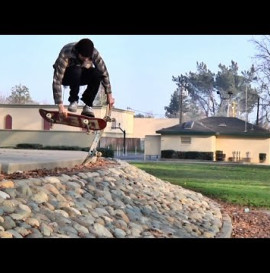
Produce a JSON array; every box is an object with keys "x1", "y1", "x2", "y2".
[{"x1": 0, "y1": 35, "x2": 263, "y2": 118}]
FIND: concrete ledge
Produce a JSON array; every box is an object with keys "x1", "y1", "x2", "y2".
[
  {"x1": 0, "y1": 149, "x2": 88, "y2": 174},
  {"x1": 216, "y1": 213, "x2": 233, "y2": 238},
  {"x1": 1, "y1": 159, "x2": 86, "y2": 174}
]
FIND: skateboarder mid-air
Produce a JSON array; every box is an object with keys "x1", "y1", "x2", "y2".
[{"x1": 52, "y1": 38, "x2": 115, "y2": 118}]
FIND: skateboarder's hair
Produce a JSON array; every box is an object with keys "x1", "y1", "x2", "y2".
[{"x1": 75, "y1": 38, "x2": 94, "y2": 58}]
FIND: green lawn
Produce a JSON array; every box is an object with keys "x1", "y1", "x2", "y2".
[{"x1": 130, "y1": 162, "x2": 270, "y2": 208}]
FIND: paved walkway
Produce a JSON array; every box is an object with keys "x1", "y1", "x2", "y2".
[
  {"x1": 0, "y1": 148, "x2": 258, "y2": 174},
  {"x1": 0, "y1": 149, "x2": 148, "y2": 174}
]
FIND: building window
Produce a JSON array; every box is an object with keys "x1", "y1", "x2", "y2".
[
  {"x1": 181, "y1": 136, "x2": 191, "y2": 144},
  {"x1": 183, "y1": 121, "x2": 194, "y2": 129},
  {"x1": 5, "y1": 115, "x2": 12, "y2": 129}
]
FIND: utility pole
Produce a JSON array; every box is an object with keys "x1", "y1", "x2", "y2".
[
  {"x1": 245, "y1": 85, "x2": 248, "y2": 132},
  {"x1": 256, "y1": 96, "x2": 260, "y2": 125},
  {"x1": 179, "y1": 86, "x2": 183, "y2": 124}
]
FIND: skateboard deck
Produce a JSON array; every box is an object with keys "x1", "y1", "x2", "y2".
[{"x1": 39, "y1": 109, "x2": 107, "y2": 131}]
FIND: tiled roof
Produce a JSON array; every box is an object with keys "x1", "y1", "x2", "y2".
[{"x1": 156, "y1": 117, "x2": 270, "y2": 137}]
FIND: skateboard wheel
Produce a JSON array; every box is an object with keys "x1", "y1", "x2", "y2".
[
  {"x1": 46, "y1": 113, "x2": 52, "y2": 119},
  {"x1": 83, "y1": 119, "x2": 89, "y2": 124}
]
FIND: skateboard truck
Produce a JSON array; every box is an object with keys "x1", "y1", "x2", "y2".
[
  {"x1": 82, "y1": 118, "x2": 91, "y2": 133},
  {"x1": 45, "y1": 112, "x2": 55, "y2": 128}
]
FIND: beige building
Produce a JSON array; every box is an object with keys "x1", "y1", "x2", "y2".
[
  {"x1": 145, "y1": 117, "x2": 270, "y2": 164},
  {"x1": 0, "y1": 104, "x2": 178, "y2": 152},
  {"x1": 1, "y1": 104, "x2": 270, "y2": 164}
]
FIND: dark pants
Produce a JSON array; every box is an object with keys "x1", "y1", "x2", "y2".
[{"x1": 62, "y1": 66, "x2": 103, "y2": 106}]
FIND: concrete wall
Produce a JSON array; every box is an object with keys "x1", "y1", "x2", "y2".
[
  {"x1": 0, "y1": 104, "x2": 179, "y2": 151},
  {"x1": 216, "y1": 136, "x2": 270, "y2": 164},
  {"x1": 0, "y1": 104, "x2": 179, "y2": 147},
  {"x1": 0, "y1": 104, "x2": 134, "y2": 134},
  {"x1": 160, "y1": 135, "x2": 215, "y2": 152},
  {"x1": 0, "y1": 130, "x2": 97, "y2": 148},
  {"x1": 158, "y1": 134, "x2": 270, "y2": 164},
  {"x1": 1, "y1": 107, "x2": 44, "y2": 131}
]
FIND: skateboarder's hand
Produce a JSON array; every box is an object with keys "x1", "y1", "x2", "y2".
[{"x1": 58, "y1": 104, "x2": 68, "y2": 118}]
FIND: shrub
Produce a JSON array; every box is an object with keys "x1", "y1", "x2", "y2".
[
  {"x1": 97, "y1": 147, "x2": 114, "y2": 158},
  {"x1": 176, "y1": 151, "x2": 213, "y2": 160},
  {"x1": 16, "y1": 143, "x2": 43, "y2": 149},
  {"x1": 161, "y1": 150, "x2": 175, "y2": 158},
  {"x1": 43, "y1": 145, "x2": 82, "y2": 150}
]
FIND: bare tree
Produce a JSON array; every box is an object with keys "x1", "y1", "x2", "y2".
[
  {"x1": 251, "y1": 35, "x2": 270, "y2": 126},
  {"x1": 0, "y1": 93, "x2": 7, "y2": 103},
  {"x1": 6, "y1": 84, "x2": 36, "y2": 104}
]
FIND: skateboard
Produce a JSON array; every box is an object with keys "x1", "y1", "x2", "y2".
[{"x1": 39, "y1": 109, "x2": 107, "y2": 131}]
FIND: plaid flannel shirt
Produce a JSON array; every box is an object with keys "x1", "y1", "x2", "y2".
[{"x1": 52, "y1": 42, "x2": 112, "y2": 104}]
